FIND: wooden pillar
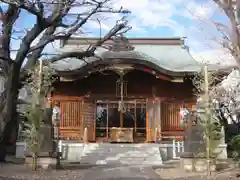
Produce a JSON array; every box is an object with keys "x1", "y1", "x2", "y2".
[
  {"x1": 146, "y1": 98, "x2": 154, "y2": 142},
  {"x1": 120, "y1": 110, "x2": 123, "y2": 128},
  {"x1": 106, "y1": 103, "x2": 109, "y2": 138},
  {"x1": 83, "y1": 127, "x2": 88, "y2": 143},
  {"x1": 158, "y1": 100, "x2": 162, "y2": 140},
  {"x1": 146, "y1": 99, "x2": 149, "y2": 142},
  {"x1": 93, "y1": 101, "x2": 96, "y2": 142},
  {"x1": 81, "y1": 100, "x2": 85, "y2": 141},
  {"x1": 134, "y1": 100, "x2": 137, "y2": 132},
  {"x1": 153, "y1": 99, "x2": 161, "y2": 141},
  {"x1": 153, "y1": 99, "x2": 156, "y2": 142}
]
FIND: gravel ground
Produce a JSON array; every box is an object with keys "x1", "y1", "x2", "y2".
[
  {"x1": 155, "y1": 167, "x2": 240, "y2": 180},
  {"x1": 0, "y1": 164, "x2": 86, "y2": 180},
  {"x1": 1, "y1": 163, "x2": 239, "y2": 180},
  {"x1": 0, "y1": 164, "x2": 161, "y2": 180}
]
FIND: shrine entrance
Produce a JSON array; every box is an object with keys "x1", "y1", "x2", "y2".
[{"x1": 95, "y1": 100, "x2": 146, "y2": 142}]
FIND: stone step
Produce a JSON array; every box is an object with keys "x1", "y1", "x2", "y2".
[
  {"x1": 82, "y1": 148, "x2": 160, "y2": 155},
  {"x1": 95, "y1": 143, "x2": 160, "y2": 148},
  {"x1": 60, "y1": 143, "x2": 163, "y2": 166},
  {"x1": 86, "y1": 152, "x2": 158, "y2": 157}
]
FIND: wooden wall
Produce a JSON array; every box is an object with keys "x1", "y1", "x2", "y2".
[
  {"x1": 161, "y1": 102, "x2": 182, "y2": 131},
  {"x1": 53, "y1": 99, "x2": 96, "y2": 141},
  {"x1": 145, "y1": 99, "x2": 195, "y2": 141},
  {"x1": 51, "y1": 69, "x2": 195, "y2": 141},
  {"x1": 53, "y1": 70, "x2": 193, "y2": 100}
]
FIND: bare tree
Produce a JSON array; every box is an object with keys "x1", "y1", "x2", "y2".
[
  {"x1": 213, "y1": 0, "x2": 240, "y2": 67},
  {"x1": 0, "y1": 0, "x2": 130, "y2": 161},
  {"x1": 188, "y1": 0, "x2": 240, "y2": 126},
  {"x1": 210, "y1": 69, "x2": 240, "y2": 125}
]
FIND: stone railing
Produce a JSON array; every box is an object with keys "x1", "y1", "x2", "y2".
[{"x1": 172, "y1": 138, "x2": 184, "y2": 159}]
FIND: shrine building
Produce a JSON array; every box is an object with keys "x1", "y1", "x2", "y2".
[{"x1": 49, "y1": 36, "x2": 201, "y2": 143}]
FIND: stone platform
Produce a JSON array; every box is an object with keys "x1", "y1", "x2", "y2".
[{"x1": 16, "y1": 140, "x2": 185, "y2": 166}]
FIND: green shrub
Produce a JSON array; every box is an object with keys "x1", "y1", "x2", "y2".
[
  {"x1": 230, "y1": 135, "x2": 240, "y2": 162},
  {"x1": 23, "y1": 104, "x2": 43, "y2": 170}
]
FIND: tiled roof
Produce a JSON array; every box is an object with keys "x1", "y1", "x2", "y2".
[
  {"x1": 51, "y1": 44, "x2": 201, "y2": 75},
  {"x1": 50, "y1": 37, "x2": 236, "y2": 76}
]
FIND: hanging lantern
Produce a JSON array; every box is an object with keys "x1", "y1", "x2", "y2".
[
  {"x1": 116, "y1": 79, "x2": 127, "y2": 97},
  {"x1": 116, "y1": 73, "x2": 128, "y2": 113},
  {"x1": 111, "y1": 64, "x2": 132, "y2": 113}
]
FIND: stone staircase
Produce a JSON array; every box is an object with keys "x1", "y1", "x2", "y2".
[
  {"x1": 80, "y1": 143, "x2": 163, "y2": 165},
  {"x1": 61, "y1": 143, "x2": 163, "y2": 166}
]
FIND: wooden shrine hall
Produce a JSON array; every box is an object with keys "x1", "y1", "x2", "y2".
[{"x1": 49, "y1": 36, "x2": 201, "y2": 143}]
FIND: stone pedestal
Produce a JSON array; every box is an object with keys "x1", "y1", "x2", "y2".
[
  {"x1": 214, "y1": 127, "x2": 228, "y2": 160},
  {"x1": 183, "y1": 120, "x2": 205, "y2": 155},
  {"x1": 180, "y1": 114, "x2": 228, "y2": 172},
  {"x1": 16, "y1": 141, "x2": 26, "y2": 158},
  {"x1": 24, "y1": 124, "x2": 56, "y2": 169},
  {"x1": 180, "y1": 156, "x2": 229, "y2": 172},
  {"x1": 180, "y1": 157, "x2": 216, "y2": 172},
  {"x1": 25, "y1": 156, "x2": 57, "y2": 169},
  {"x1": 39, "y1": 124, "x2": 54, "y2": 153}
]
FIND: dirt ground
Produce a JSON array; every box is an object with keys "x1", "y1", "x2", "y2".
[
  {"x1": 155, "y1": 167, "x2": 240, "y2": 180},
  {"x1": 0, "y1": 163, "x2": 161, "y2": 180}
]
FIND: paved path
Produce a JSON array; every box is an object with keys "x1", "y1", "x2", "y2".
[{"x1": 0, "y1": 164, "x2": 161, "y2": 180}]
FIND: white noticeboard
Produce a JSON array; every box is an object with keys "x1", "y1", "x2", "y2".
[{"x1": 179, "y1": 108, "x2": 189, "y2": 122}]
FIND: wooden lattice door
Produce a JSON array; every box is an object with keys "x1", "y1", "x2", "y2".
[
  {"x1": 59, "y1": 100, "x2": 83, "y2": 140},
  {"x1": 82, "y1": 100, "x2": 96, "y2": 142},
  {"x1": 161, "y1": 102, "x2": 181, "y2": 131}
]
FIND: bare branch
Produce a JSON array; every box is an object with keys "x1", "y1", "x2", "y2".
[
  {"x1": 211, "y1": 0, "x2": 240, "y2": 67},
  {"x1": 13, "y1": 0, "x2": 76, "y2": 66},
  {"x1": 59, "y1": 14, "x2": 82, "y2": 28},
  {"x1": 28, "y1": 2, "x2": 129, "y2": 57},
  {"x1": 49, "y1": 20, "x2": 129, "y2": 63},
  {"x1": 0, "y1": 5, "x2": 3, "y2": 20},
  {"x1": 0, "y1": 4, "x2": 20, "y2": 68},
  {"x1": 23, "y1": 26, "x2": 58, "y2": 69},
  {"x1": 27, "y1": 2, "x2": 105, "y2": 53},
  {"x1": 1, "y1": 0, "x2": 46, "y2": 22},
  {"x1": 213, "y1": 1, "x2": 240, "y2": 44}
]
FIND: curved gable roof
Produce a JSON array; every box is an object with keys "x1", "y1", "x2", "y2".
[
  {"x1": 134, "y1": 45, "x2": 200, "y2": 72},
  {"x1": 51, "y1": 37, "x2": 201, "y2": 76}
]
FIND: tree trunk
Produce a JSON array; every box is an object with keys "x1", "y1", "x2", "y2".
[{"x1": 0, "y1": 63, "x2": 20, "y2": 161}]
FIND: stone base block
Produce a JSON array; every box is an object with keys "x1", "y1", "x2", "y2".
[
  {"x1": 25, "y1": 157, "x2": 57, "y2": 169},
  {"x1": 16, "y1": 141, "x2": 26, "y2": 158},
  {"x1": 180, "y1": 158, "x2": 228, "y2": 172}
]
